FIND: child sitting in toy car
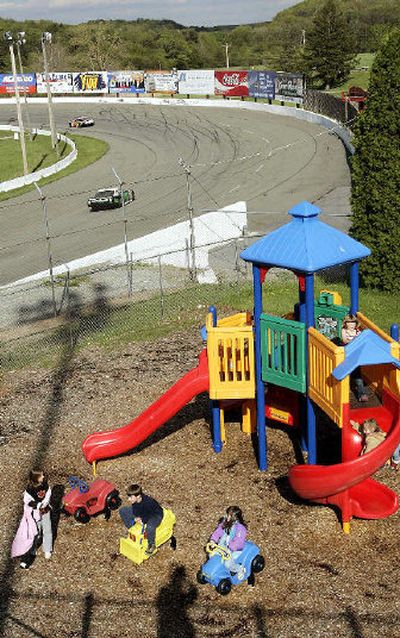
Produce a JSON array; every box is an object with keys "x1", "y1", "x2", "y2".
[{"x1": 209, "y1": 506, "x2": 247, "y2": 580}]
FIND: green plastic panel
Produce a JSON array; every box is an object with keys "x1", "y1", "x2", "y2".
[
  {"x1": 260, "y1": 314, "x2": 306, "y2": 393},
  {"x1": 314, "y1": 292, "x2": 349, "y2": 340}
]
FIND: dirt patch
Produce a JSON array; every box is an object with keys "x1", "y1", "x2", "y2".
[{"x1": 0, "y1": 330, "x2": 399, "y2": 637}]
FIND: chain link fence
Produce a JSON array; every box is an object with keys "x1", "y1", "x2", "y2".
[
  {"x1": 0, "y1": 233, "x2": 351, "y2": 372},
  {"x1": 0, "y1": 235, "x2": 259, "y2": 370},
  {"x1": 304, "y1": 89, "x2": 359, "y2": 129}
]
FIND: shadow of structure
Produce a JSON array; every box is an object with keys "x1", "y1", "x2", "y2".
[
  {"x1": 156, "y1": 565, "x2": 197, "y2": 638},
  {"x1": 0, "y1": 283, "x2": 113, "y2": 637}
]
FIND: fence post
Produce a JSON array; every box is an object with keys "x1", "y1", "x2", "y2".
[
  {"x1": 34, "y1": 182, "x2": 57, "y2": 317},
  {"x1": 158, "y1": 255, "x2": 165, "y2": 318},
  {"x1": 112, "y1": 167, "x2": 132, "y2": 296}
]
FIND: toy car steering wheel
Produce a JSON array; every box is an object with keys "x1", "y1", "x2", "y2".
[
  {"x1": 206, "y1": 541, "x2": 231, "y2": 561},
  {"x1": 67, "y1": 475, "x2": 89, "y2": 493}
]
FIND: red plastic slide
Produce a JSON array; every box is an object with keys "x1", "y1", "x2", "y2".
[
  {"x1": 288, "y1": 398, "x2": 400, "y2": 520},
  {"x1": 82, "y1": 350, "x2": 209, "y2": 464}
]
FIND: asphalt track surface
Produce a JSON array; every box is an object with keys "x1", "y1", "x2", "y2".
[{"x1": 0, "y1": 102, "x2": 351, "y2": 285}]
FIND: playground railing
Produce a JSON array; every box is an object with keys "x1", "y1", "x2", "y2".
[
  {"x1": 207, "y1": 325, "x2": 255, "y2": 400},
  {"x1": 260, "y1": 314, "x2": 306, "y2": 393},
  {"x1": 308, "y1": 327, "x2": 348, "y2": 426}
]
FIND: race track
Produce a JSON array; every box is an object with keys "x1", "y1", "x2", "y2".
[{"x1": 0, "y1": 103, "x2": 351, "y2": 285}]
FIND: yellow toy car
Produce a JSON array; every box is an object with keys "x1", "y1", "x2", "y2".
[{"x1": 119, "y1": 508, "x2": 176, "y2": 564}]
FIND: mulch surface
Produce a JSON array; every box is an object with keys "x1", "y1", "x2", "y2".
[{"x1": 0, "y1": 329, "x2": 399, "y2": 638}]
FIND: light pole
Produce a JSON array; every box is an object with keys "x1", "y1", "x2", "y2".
[
  {"x1": 223, "y1": 42, "x2": 230, "y2": 68},
  {"x1": 41, "y1": 31, "x2": 58, "y2": 151},
  {"x1": 16, "y1": 31, "x2": 33, "y2": 141},
  {"x1": 3, "y1": 31, "x2": 28, "y2": 175}
]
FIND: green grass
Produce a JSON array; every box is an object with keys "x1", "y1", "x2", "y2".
[
  {"x1": 0, "y1": 130, "x2": 70, "y2": 181},
  {"x1": 0, "y1": 133, "x2": 109, "y2": 202},
  {"x1": 1, "y1": 277, "x2": 399, "y2": 372},
  {"x1": 327, "y1": 53, "x2": 376, "y2": 96}
]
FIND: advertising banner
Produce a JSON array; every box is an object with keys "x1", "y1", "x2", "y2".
[
  {"x1": 275, "y1": 73, "x2": 304, "y2": 103},
  {"x1": 73, "y1": 72, "x2": 108, "y2": 93},
  {"x1": 214, "y1": 70, "x2": 248, "y2": 97},
  {"x1": 0, "y1": 73, "x2": 36, "y2": 95},
  {"x1": 36, "y1": 72, "x2": 74, "y2": 94},
  {"x1": 108, "y1": 71, "x2": 145, "y2": 93},
  {"x1": 177, "y1": 69, "x2": 214, "y2": 95},
  {"x1": 144, "y1": 71, "x2": 178, "y2": 94},
  {"x1": 248, "y1": 70, "x2": 276, "y2": 100}
]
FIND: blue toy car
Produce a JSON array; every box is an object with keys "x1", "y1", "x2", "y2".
[{"x1": 197, "y1": 541, "x2": 265, "y2": 595}]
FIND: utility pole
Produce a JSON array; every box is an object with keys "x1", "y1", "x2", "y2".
[
  {"x1": 3, "y1": 32, "x2": 28, "y2": 175},
  {"x1": 16, "y1": 32, "x2": 33, "y2": 141},
  {"x1": 41, "y1": 31, "x2": 58, "y2": 151},
  {"x1": 223, "y1": 42, "x2": 230, "y2": 68},
  {"x1": 178, "y1": 157, "x2": 196, "y2": 280}
]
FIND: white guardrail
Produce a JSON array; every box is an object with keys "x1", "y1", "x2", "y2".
[{"x1": 0, "y1": 125, "x2": 77, "y2": 192}]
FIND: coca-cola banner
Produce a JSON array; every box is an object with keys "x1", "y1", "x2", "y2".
[{"x1": 214, "y1": 71, "x2": 248, "y2": 97}]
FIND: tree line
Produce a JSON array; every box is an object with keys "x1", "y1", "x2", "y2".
[{"x1": 0, "y1": 0, "x2": 399, "y2": 89}]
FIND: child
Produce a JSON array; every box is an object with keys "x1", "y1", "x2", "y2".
[
  {"x1": 209, "y1": 506, "x2": 247, "y2": 580},
  {"x1": 11, "y1": 470, "x2": 53, "y2": 569},
  {"x1": 341, "y1": 315, "x2": 368, "y2": 402},
  {"x1": 351, "y1": 418, "x2": 386, "y2": 455},
  {"x1": 119, "y1": 484, "x2": 164, "y2": 556},
  {"x1": 390, "y1": 443, "x2": 400, "y2": 470}
]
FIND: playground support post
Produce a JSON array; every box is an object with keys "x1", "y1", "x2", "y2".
[
  {"x1": 253, "y1": 264, "x2": 267, "y2": 471},
  {"x1": 305, "y1": 273, "x2": 317, "y2": 464},
  {"x1": 349, "y1": 262, "x2": 359, "y2": 315}
]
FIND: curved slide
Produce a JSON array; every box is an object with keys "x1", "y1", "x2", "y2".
[
  {"x1": 288, "y1": 399, "x2": 400, "y2": 520},
  {"x1": 82, "y1": 350, "x2": 209, "y2": 464}
]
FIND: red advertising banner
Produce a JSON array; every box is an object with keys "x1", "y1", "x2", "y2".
[{"x1": 214, "y1": 70, "x2": 248, "y2": 97}]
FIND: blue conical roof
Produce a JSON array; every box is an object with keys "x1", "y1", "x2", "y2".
[
  {"x1": 240, "y1": 201, "x2": 371, "y2": 273},
  {"x1": 332, "y1": 330, "x2": 400, "y2": 380}
]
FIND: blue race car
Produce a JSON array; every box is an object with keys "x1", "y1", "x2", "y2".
[{"x1": 197, "y1": 541, "x2": 265, "y2": 595}]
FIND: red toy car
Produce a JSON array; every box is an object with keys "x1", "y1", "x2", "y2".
[{"x1": 63, "y1": 477, "x2": 121, "y2": 523}]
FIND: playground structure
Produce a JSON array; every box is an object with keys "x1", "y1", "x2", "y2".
[{"x1": 82, "y1": 201, "x2": 400, "y2": 533}]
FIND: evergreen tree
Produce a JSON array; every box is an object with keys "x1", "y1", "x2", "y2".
[
  {"x1": 304, "y1": 0, "x2": 355, "y2": 88},
  {"x1": 350, "y1": 29, "x2": 400, "y2": 292}
]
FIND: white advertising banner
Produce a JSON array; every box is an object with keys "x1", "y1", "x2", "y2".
[
  {"x1": 177, "y1": 69, "x2": 215, "y2": 95},
  {"x1": 144, "y1": 71, "x2": 178, "y2": 94},
  {"x1": 36, "y1": 72, "x2": 74, "y2": 94}
]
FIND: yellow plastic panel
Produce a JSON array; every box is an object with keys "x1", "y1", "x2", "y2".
[
  {"x1": 119, "y1": 508, "x2": 176, "y2": 565},
  {"x1": 208, "y1": 325, "x2": 255, "y2": 400},
  {"x1": 308, "y1": 328, "x2": 348, "y2": 426}
]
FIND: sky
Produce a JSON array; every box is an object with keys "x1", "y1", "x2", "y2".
[{"x1": 0, "y1": 0, "x2": 301, "y2": 26}]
